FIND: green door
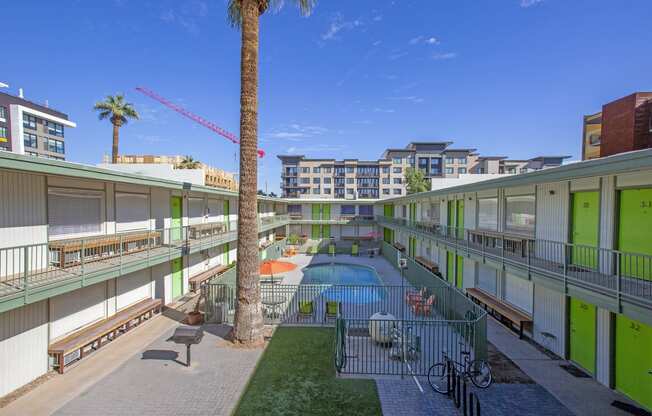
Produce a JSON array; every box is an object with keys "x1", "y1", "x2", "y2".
[
  {"x1": 618, "y1": 188, "x2": 652, "y2": 280},
  {"x1": 224, "y1": 242, "x2": 230, "y2": 264},
  {"x1": 312, "y1": 204, "x2": 321, "y2": 220},
  {"x1": 456, "y1": 255, "x2": 464, "y2": 289},
  {"x1": 383, "y1": 227, "x2": 393, "y2": 244},
  {"x1": 322, "y1": 225, "x2": 331, "y2": 239},
  {"x1": 571, "y1": 191, "x2": 599, "y2": 268},
  {"x1": 446, "y1": 251, "x2": 455, "y2": 285},
  {"x1": 224, "y1": 200, "x2": 230, "y2": 231},
  {"x1": 456, "y1": 200, "x2": 465, "y2": 239},
  {"x1": 311, "y1": 224, "x2": 320, "y2": 239},
  {"x1": 384, "y1": 204, "x2": 394, "y2": 218},
  {"x1": 170, "y1": 196, "x2": 182, "y2": 241},
  {"x1": 569, "y1": 298, "x2": 596, "y2": 374},
  {"x1": 171, "y1": 257, "x2": 183, "y2": 299},
  {"x1": 409, "y1": 203, "x2": 416, "y2": 223},
  {"x1": 615, "y1": 315, "x2": 652, "y2": 410},
  {"x1": 323, "y1": 204, "x2": 331, "y2": 220}
]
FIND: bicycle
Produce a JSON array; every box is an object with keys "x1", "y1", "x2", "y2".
[{"x1": 427, "y1": 344, "x2": 492, "y2": 393}]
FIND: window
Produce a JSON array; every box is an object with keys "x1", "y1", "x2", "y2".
[
  {"x1": 382, "y1": 189, "x2": 390, "y2": 195},
  {"x1": 505, "y1": 195, "x2": 535, "y2": 234},
  {"x1": 323, "y1": 177, "x2": 331, "y2": 184},
  {"x1": 0, "y1": 126, "x2": 7, "y2": 143},
  {"x1": 408, "y1": 156, "x2": 415, "y2": 166},
  {"x1": 45, "y1": 121, "x2": 64, "y2": 137},
  {"x1": 313, "y1": 177, "x2": 320, "y2": 184},
  {"x1": 288, "y1": 204, "x2": 302, "y2": 214},
  {"x1": 393, "y1": 189, "x2": 402, "y2": 195},
  {"x1": 347, "y1": 188, "x2": 354, "y2": 194},
  {"x1": 300, "y1": 177, "x2": 310, "y2": 184},
  {"x1": 458, "y1": 157, "x2": 467, "y2": 164},
  {"x1": 24, "y1": 133, "x2": 38, "y2": 148},
  {"x1": 48, "y1": 188, "x2": 103, "y2": 237},
  {"x1": 458, "y1": 168, "x2": 467, "y2": 174},
  {"x1": 312, "y1": 167, "x2": 320, "y2": 173},
  {"x1": 418, "y1": 157, "x2": 429, "y2": 172},
  {"x1": 312, "y1": 188, "x2": 320, "y2": 194},
  {"x1": 445, "y1": 167, "x2": 454, "y2": 174},
  {"x1": 393, "y1": 178, "x2": 402, "y2": 184},
  {"x1": 45, "y1": 138, "x2": 65, "y2": 154},
  {"x1": 477, "y1": 168, "x2": 485, "y2": 174},
  {"x1": 346, "y1": 166, "x2": 354, "y2": 173},
  {"x1": 393, "y1": 167, "x2": 402, "y2": 174},
  {"x1": 23, "y1": 114, "x2": 37, "y2": 130},
  {"x1": 588, "y1": 134, "x2": 601, "y2": 146},
  {"x1": 382, "y1": 178, "x2": 390, "y2": 184},
  {"x1": 341, "y1": 205, "x2": 356, "y2": 215},
  {"x1": 324, "y1": 188, "x2": 331, "y2": 194},
  {"x1": 402, "y1": 206, "x2": 407, "y2": 217},
  {"x1": 478, "y1": 197, "x2": 498, "y2": 230},
  {"x1": 323, "y1": 167, "x2": 332, "y2": 173},
  {"x1": 507, "y1": 168, "x2": 516, "y2": 174},
  {"x1": 445, "y1": 157, "x2": 454, "y2": 164},
  {"x1": 382, "y1": 166, "x2": 390, "y2": 173},
  {"x1": 301, "y1": 167, "x2": 310, "y2": 173},
  {"x1": 359, "y1": 205, "x2": 373, "y2": 216},
  {"x1": 392, "y1": 157, "x2": 402, "y2": 164},
  {"x1": 430, "y1": 158, "x2": 442, "y2": 175},
  {"x1": 346, "y1": 178, "x2": 354, "y2": 184},
  {"x1": 0, "y1": 106, "x2": 6, "y2": 122},
  {"x1": 520, "y1": 168, "x2": 528, "y2": 174}
]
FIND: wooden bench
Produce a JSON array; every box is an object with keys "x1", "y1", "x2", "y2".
[
  {"x1": 188, "y1": 222, "x2": 226, "y2": 240},
  {"x1": 189, "y1": 264, "x2": 230, "y2": 292},
  {"x1": 49, "y1": 231, "x2": 161, "y2": 268},
  {"x1": 341, "y1": 236, "x2": 374, "y2": 241},
  {"x1": 466, "y1": 288, "x2": 532, "y2": 339},
  {"x1": 48, "y1": 298, "x2": 162, "y2": 373},
  {"x1": 415, "y1": 256, "x2": 440, "y2": 274}
]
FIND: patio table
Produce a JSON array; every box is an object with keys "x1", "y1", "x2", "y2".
[{"x1": 262, "y1": 295, "x2": 287, "y2": 319}]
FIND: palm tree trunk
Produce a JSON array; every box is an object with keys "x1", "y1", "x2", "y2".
[
  {"x1": 233, "y1": 0, "x2": 263, "y2": 345},
  {"x1": 111, "y1": 123, "x2": 120, "y2": 164}
]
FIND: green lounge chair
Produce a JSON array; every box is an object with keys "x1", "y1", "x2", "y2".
[
  {"x1": 298, "y1": 300, "x2": 314, "y2": 320},
  {"x1": 351, "y1": 244, "x2": 359, "y2": 256},
  {"x1": 325, "y1": 301, "x2": 340, "y2": 320},
  {"x1": 307, "y1": 245, "x2": 318, "y2": 255},
  {"x1": 328, "y1": 244, "x2": 336, "y2": 256}
]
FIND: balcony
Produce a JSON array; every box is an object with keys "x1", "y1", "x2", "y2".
[
  {"x1": 0, "y1": 215, "x2": 290, "y2": 312},
  {"x1": 376, "y1": 216, "x2": 652, "y2": 312}
]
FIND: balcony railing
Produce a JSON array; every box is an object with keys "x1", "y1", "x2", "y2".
[
  {"x1": 0, "y1": 215, "x2": 290, "y2": 306},
  {"x1": 376, "y1": 215, "x2": 652, "y2": 308}
]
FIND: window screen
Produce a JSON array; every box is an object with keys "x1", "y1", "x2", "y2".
[
  {"x1": 341, "y1": 205, "x2": 355, "y2": 215},
  {"x1": 116, "y1": 193, "x2": 149, "y2": 232},
  {"x1": 505, "y1": 195, "x2": 535, "y2": 234},
  {"x1": 478, "y1": 197, "x2": 498, "y2": 230},
  {"x1": 48, "y1": 189, "x2": 103, "y2": 237},
  {"x1": 188, "y1": 198, "x2": 205, "y2": 225},
  {"x1": 358, "y1": 205, "x2": 373, "y2": 216}
]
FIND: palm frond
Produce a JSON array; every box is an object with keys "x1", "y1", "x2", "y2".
[{"x1": 227, "y1": 0, "x2": 315, "y2": 28}]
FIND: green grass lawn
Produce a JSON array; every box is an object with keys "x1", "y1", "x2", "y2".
[{"x1": 234, "y1": 327, "x2": 382, "y2": 416}]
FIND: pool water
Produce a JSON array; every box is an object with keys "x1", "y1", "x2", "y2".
[{"x1": 302, "y1": 263, "x2": 385, "y2": 304}]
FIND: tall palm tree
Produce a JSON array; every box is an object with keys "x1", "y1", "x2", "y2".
[
  {"x1": 93, "y1": 94, "x2": 139, "y2": 163},
  {"x1": 178, "y1": 155, "x2": 201, "y2": 169},
  {"x1": 227, "y1": 0, "x2": 315, "y2": 346}
]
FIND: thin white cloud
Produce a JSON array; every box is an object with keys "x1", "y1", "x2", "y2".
[
  {"x1": 373, "y1": 108, "x2": 396, "y2": 113},
  {"x1": 409, "y1": 36, "x2": 440, "y2": 45},
  {"x1": 520, "y1": 0, "x2": 544, "y2": 7},
  {"x1": 388, "y1": 50, "x2": 408, "y2": 60},
  {"x1": 321, "y1": 15, "x2": 363, "y2": 40},
  {"x1": 265, "y1": 123, "x2": 329, "y2": 141},
  {"x1": 432, "y1": 52, "x2": 457, "y2": 60},
  {"x1": 387, "y1": 96, "x2": 425, "y2": 104},
  {"x1": 159, "y1": 1, "x2": 208, "y2": 35}
]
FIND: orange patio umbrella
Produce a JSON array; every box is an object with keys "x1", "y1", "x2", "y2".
[{"x1": 259, "y1": 260, "x2": 297, "y2": 276}]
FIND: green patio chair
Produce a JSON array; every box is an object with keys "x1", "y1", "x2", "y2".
[
  {"x1": 307, "y1": 245, "x2": 318, "y2": 255},
  {"x1": 298, "y1": 300, "x2": 314, "y2": 320},
  {"x1": 328, "y1": 244, "x2": 336, "y2": 256},
  {"x1": 324, "y1": 301, "x2": 340, "y2": 320},
  {"x1": 351, "y1": 243, "x2": 359, "y2": 257}
]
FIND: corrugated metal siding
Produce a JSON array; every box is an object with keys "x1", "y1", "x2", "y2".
[
  {"x1": 477, "y1": 264, "x2": 498, "y2": 295},
  {"x1": 0, "y1": 170, "x2": 47, "y2": 248},
  {"x1": 115, "y1": 192, "x2": 150, "y2": 232},
  {"x1": 616, "y1": 170, "x2": 652, "y2": 188},
  {"x1": 535, "y1": 182, "x2": 569, "y2": 243},
  {"x1": 595, "y1": 307, "x2": 612, "y2": 387},
  {"x1": 463, "y1": 258, "x2": 475, "y2": 290},
  {"x1": 151, "y1": 188, "x2": 170, "y2": 231},
  {"x1": 116, "y1": 269, "x2": 152, "y2": 310},
  {"x1": 505, "y1": 185, "x2": 535, "y2": 196},
  {"x1": 570, "y1": 177, "x2": 599, "y2": 191},
  {"x1": 504, "y1": 272, "x2": 533, "y2": 314},
  {"x1": 599, "y1": 176, "x2": 616, "y2": 274},
  {"x1": 464, "y1": 194, "x2": 476, "y2": 230},
  {"x1": 533, "y1": 284, "x2": 566, "y2": 357},
  {"x1": 152, "y1": 262, "x2": 171, "y2": 305},
  {"x1": 49, "y1": 282, "x2": 107, "y2": 341},
  {"x1": 0, "y1": 300, "x2": 49, "y2": 397}
]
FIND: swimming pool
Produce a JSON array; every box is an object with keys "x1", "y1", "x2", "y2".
[{"x1": 302, "y1": 263, "x2": 385, "y2": 304}]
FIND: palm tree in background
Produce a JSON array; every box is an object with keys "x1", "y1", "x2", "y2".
[
  {"x1": 227, "y1": 0, "x2": 315, "y2": 346},
  {"x1": 178, "y1": 155, "x2": 201, "y2": 169},
  {"x1": 93, "y1": 94, "x2": 139, "y2": 163}
]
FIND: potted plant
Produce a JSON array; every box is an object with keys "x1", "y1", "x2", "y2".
[{"x1": 186, "y1": 294, "x2": 204, "y2": 326}]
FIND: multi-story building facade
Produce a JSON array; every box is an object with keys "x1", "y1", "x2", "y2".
[
  {"x1": 582, "y1": 92, "x2": 652, "y2": 160},
  {"x1": 279, "y1": 142, "x2": 568, "y2": 199},
  {"x1": 0, "y1": 91, "x2": 76, "y2": 160},
  {"x1": 105, "y1": 154, "x2": 239, "y2": 191}
]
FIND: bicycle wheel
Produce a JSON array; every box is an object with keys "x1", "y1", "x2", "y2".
[
  {"x1": 468, "y1": 360, "x2": 492, "y2": 389},
  {"x1": 427, "y1": 363, "x2": 451, "y2": 394}
]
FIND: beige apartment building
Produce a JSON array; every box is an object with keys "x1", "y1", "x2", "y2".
[{"x1": 279, "y1": 142, "x2": 569, "y2": 199}]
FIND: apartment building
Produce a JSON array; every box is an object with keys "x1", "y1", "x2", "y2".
[
  {"x1": 582, "y1": 92, "x2": 652, "y2": 161},
  {"x1": 0, "y1": 152, "x2": 286, "y2": 397},
  {"x1": 105, "y1": 154, "x2": 239, "y2": 191},
  {"x1": 279, "y1": 141, "x2": 568, "y2": 199},
  {"x1": 375, "y1": 148, "x2": 652, "y2": 411},
  {"x1": 0, "y1": 91, "x2": 76, "y2": 160}
]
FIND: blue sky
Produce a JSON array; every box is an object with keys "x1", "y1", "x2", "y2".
[{"x1": 2, "y1": 0, "x2": 652, "y2": 194}]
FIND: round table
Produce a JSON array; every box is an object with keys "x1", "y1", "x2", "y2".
[{"x1": 262, "y1": 295, "x2": 287, "y2": 319}]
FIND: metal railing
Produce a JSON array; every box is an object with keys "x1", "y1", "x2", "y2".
[
  {"x1": 0, "y1": 215, "x2": 290, "y2": 304},
  {"x1": 377, "y1": 215, "x2": 652, "y2": 307}
]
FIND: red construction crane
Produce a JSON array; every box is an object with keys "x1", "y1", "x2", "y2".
[{"x1": 135, "y1": 86, "x2": 265, "y2": 158}]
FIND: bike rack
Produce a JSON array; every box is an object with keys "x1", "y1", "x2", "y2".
[{"x1": 447, "y1": 362, "x2": 482, "y2": 416}]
